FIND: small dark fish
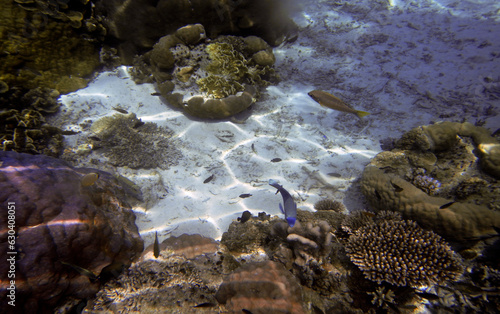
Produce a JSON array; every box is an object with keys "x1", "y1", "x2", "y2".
[
  {"x1": 251, "y1": 143, "x2": 256, "y2": 154},
  {"x1": 203, "y1": 174, "x2": 215, "y2": 184},
  {"x1": 81, "y1": 173, "x2": 99, "y2": 187},
  {"x1": 112, "y1": 107, "x2": 128, "y2": 114},
  {"x1": 440, "y1": 201, "x2": 455, "y2": 209},
  {"x1": 61, "y1": 261, "x2": 98, "y2": 282},
  {"x1": 391, "y1": 182, "x2": 403, "y2": 192},
  {"x1": 61, "y1": 130, "x2": 79, "y2": 135},
  {"x1": 153, "y1": 231, "x2": 160, "y2": 258},
  {"x1": 271, "y1": 158, "x2": 282, "y2": 163},
  {"x1": 151, "y1": 92, "x2": 161, "y2": 96},
  {"x1": 88, "y1": 136, "x2": 101, "y2": 141},
  {"x1": 238, "y1": 210, "x2": 252, "y2": 223},
  {"x1": 239, "y1": 193, "x2": 252, "y2": 198},
  {"x1": 269, "y1": 179, "x2": 297, "y2": 227},
  {"x1": 194, "y1": 302, "x2": 216, "y2": 308},
  {"x1": 374, "y1": 190, "x2": 381, "y2": 200},
  {"x1": 132, "y1": 119, "x2": 145, "y2": 128},
  {"x1": 242, "y1": 310, "x2": 253, "y2": 314}
]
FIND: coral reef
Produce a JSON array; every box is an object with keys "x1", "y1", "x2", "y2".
[
  {"x1": 96, "y1": 0, "x2": 299, "y2": 62},
  {"x1": 360, "y1": 122, "x2": 500, "y2": 246},
  {"x1": 142, "y1": 233, "x2": 219, "y2": 260},
  {"x1": 216, "y1": 260, "x2": 306, "y2": 314},
  {"x1": 0, "y1": 0, "x2": 101, "y2": 93},
  {"x1": 346, "y1": 220, "x2": 464, "y2": 287},
  {"x1": 0, "y1": 108, "x2": 63, "y2": 156},
  {"x1": 0, "y1": 151, "x2": 143, "y2": 313},
  {"x1": 85, "y1": 241, "x2": 223, "y2": 313},
  {"x1": 131, "y1": 24, "x2": 277, "y2": 119},
  {"x1": 90, "y1": 113, "x2": 181, "y2": 169},
  {"x1": 82, "y1": 208, "x2": 500, "y2": 313}
]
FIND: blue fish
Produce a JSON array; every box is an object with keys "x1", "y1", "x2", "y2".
[{"x1": 269, "y1": 179, "x2": 297, "y2": 227}]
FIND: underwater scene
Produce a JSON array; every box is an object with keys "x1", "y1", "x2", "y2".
[{"x1": 1, "y1": 0, "x2": 500, "y2": 313}]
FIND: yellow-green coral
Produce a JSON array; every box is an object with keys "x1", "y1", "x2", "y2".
[
  {"x1": 197, "y1": 75, "x2": 244, "y2": 99},
  {"x1": 205, "y1": 42, "x2": 248, "y2": 80},
  {"x1": 0, "y1": 0, "x2": 100, "y2": 93}
]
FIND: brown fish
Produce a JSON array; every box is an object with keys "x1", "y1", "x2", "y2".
[
  {"x1": 308, "y1": 90, "x2": 370, "y2": 118},
  {"x1": 81, "y1": 173, "x2": 99, "y2": 187},
  {"x1": 153, "y1": 231, "x2": 160, "y2": 258}
]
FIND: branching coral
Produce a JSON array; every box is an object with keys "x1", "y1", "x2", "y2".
[{"x1": 346, "y1": 220, "x2": 464, "y2": 287}]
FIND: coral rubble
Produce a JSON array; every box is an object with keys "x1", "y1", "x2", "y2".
[
  {"x1": 90, "y1": 113, "x2": 181, "y2": 169},
  {"x1": 0, "y1": 151, "x2": 143, "y2": 312}
]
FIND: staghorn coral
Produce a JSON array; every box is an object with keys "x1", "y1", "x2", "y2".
[
  {"x1": 215, "y1": 260, "x2": 306, "y2": 313},
  {"x1": 0, "y1": 151, "x2": 143, "y2": 312},
  {"x1": 346, "y1": 220, "x2": 464, "y2": 287}
]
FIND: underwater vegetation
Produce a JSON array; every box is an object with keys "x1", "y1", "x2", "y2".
[
  {"x1": 0, "y1": 151, "x2": 143, "y2": 313},
  {"x1": 131, "y1": 23, "x2": 277, "y2": 119}
]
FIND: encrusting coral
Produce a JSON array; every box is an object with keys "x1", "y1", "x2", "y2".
[
  {"x1": 360, "y1": 122, "x2": 500, "y2": 246},
  {"x1": 346, "y1": 220, "x2": 464, "y2": 287}
]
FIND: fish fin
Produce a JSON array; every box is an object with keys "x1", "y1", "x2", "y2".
[
  {"x1": 279, "y1": 203, "x2": 284, "y2": 214},
  {"x1": 355, "y1": 110, "x2": 370, "y2": 118}
]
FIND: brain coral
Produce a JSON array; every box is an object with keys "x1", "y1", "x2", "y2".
[
  {"x1": 216, "y1": 260, "x2": 306, "y2": 313},
  {"x1": 346, "y1": 220, "x2": 464, "y2": 287},
  {"x1": 0, "y1": 151, "x2": 144, "y2": 312}
]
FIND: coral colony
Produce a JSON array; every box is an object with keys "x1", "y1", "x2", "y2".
[{"x1": 1, "y1": 0, "x2": 500, "y2": 313}]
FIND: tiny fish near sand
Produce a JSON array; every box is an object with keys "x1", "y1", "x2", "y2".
[{"x1": 308, "y1": 90, "x2": 370, "y2": 118}]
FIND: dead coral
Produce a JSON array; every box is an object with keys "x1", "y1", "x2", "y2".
[
  {"x1": 90, "y1": 113, "x2": 181, "y2": 169},
  {"x1": 346, "y1": 220, "x2": 464, "y2": 287},
  {"x1": 215, "y1": 260, "x2": 306, "y2": 313}
]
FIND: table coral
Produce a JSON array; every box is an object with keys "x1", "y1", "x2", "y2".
[
  {"x1": 346, "y1": 220, "x2": 464, "y2": 287},
  {"x1": 215, "y1": 260, "x2": 306, "y2": 313},
  {"x1": 0, "y1": 151, "x2": 143, "y2": 312}
]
